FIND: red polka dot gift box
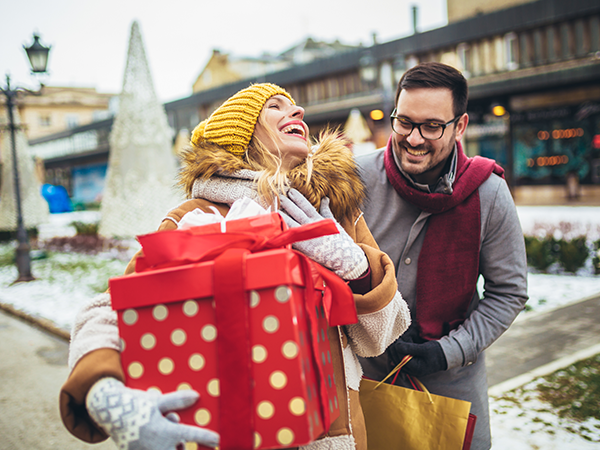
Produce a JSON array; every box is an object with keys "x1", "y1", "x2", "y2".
[{"x1": 109, "y1": 213, "x2": 358, "y2": 450}]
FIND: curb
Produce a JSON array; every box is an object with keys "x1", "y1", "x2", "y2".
[
  {"x1": 0, "y1": 302, "x2": 70, "y2": 342},
  {"x1": 488, "y1": 342, "x2": 600, "y2": 396}
]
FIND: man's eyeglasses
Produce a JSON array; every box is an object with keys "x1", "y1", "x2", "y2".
[{"x1": 390, "y1": 109, "x2": 462, "y2": 140}]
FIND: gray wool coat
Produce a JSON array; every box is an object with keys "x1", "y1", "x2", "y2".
[{"x1": 356, "y1": 147, "x2": 528, "y2": 450}]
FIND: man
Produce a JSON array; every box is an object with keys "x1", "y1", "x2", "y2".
[{"x1": 357, "y1": 62, "x2": 528, "y2": 450}]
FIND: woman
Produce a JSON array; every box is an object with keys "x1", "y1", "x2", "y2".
[{"x1": 60, "y1": 83, "x2": 410, "y2": 450}]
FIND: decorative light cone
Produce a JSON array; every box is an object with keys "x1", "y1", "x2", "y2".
[
  {"x1": 0, "y1": 107, "x2": 49, "y2": 231},
  {"x1": 344, "y1": 108, "x2": 372, "y2": 144},
  {"x1": 99, "y1": 21, "x2": 183, "y2": 238}
]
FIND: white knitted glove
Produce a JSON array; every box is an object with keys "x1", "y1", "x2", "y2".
[
  {"x1": 279, "y1": 189, "x2": 368, "y2": 280},
  {"x1": 86, "y1": 377, "x2": 219, "y2": 450}
]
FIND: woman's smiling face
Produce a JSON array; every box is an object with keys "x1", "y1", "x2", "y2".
[{"x1": 254, "y1": 95, "x2": 310, "y2": 170}]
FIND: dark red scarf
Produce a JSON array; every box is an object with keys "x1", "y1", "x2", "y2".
[{"x1": 384, "y1": 137, "x2": 504, "y2": 340}]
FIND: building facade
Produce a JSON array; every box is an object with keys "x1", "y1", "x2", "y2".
[
  {"x1": 0, "y1": 86, "x2": 114, "y2": 206},
  {"x1": 28, "y1": 0, "x2": 600, "y2": 206},
  {"x1": 1, "y1": 86, "x2": 114, "y2": 141},
  {"x1": 27, "y1": 118, "x2": 113, "y2": 206}
]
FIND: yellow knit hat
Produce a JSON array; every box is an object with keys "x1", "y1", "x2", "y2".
[{"x1": 190, "y1": 83, "x2": 295, "y2": 157}]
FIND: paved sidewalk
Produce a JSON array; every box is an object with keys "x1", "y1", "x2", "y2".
[
  {"x1": 0, "y1": 309, "x2": 114, "y2": 450},
  {"x1": 485, "y1": 293, "x2": 600, "y2": 388}
]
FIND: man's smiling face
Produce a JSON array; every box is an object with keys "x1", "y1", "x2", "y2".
[{"x1": 392, "y1": 87, "x2": 468, "y2": 185}]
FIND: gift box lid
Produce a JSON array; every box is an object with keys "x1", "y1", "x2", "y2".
[{"x1": 110, "y1": 249, "x2": 317, "y2": 311}]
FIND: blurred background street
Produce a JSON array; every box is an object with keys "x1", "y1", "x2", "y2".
[{"x1": 1, "y1": 0, "x2": 600, "y2": 448}]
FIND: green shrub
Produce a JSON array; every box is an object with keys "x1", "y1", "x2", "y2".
[
  {"x1": 524, "y1": 236, "x2": 558, "y2": 272},
  {"x1": 558, "y1": 237, "x2": 589, "y2": 273},
  {"x1": 0, "y1": 244, "x2": 15, "y2": 266},
  {"x1": 525, "y1": 235, "x2": 592, "y2": 274},
  {"x1": 70, "y1": 221, "x2": 99, "y2": 236},
  {"x1": 592, "y1": 239, "x2": 600, "y2": 275},
  {"x1": 0, "y1": 228, "x2": 38, "y2": 243}
]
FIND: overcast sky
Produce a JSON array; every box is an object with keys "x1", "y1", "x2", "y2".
[{"x1": 0, "y1": 0, "x2": 447, "y2": 103}]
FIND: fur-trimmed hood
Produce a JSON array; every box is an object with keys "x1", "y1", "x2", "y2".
[{"x1": 178, "y1": 131, "x2": 366, "y2": 223}]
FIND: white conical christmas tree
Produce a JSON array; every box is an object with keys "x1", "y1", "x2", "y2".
[
  {"x1": 0, "y1": 107, "x2": 49, "y2": 231},
  {"x1": 99, "y1": 21, "x2": 183, "y2": 238}
]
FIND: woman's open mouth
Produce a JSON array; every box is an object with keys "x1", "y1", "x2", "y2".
[{"x1": 280, "y1": 122, "x2": 307, "y2": 140}]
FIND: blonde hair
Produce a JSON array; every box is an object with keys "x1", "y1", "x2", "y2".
[{"x1": 244, "y1": 108, "x2": 313, "y2": 206}]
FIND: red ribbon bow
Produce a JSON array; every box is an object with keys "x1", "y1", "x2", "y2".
[{"x1": 134, "y1": 213, "x2": 358, "y2": 327}]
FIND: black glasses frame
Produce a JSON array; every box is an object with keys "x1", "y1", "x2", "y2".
[{"x1": 390, "y1": 108, "x2": 462, "y2": 141}]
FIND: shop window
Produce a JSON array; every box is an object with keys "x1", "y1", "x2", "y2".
[
  {"x1": 327, "y1": 79, "x2": 340, "y2": 99},
  {"x1": 307, "y1": 82, "x2": 321, "y2": 104},
  {"x1": 514, "y1": 120, "x2": 592, "y2": 185},
  {"x1": 317, "y1": 81, "x2": 326, "y2": 101},
  {"x1": 66, "y1": 114, "x2": 79, "y2": 129},
  {"x1": 287, "y1": 86, "x2": 302, "y2": 105},
  {"x1": 288, "y1": 85, "x2": 305, "y2": 105},
  {"x1": 546, "y1": 26, "x2": 559, "y2": 62},
  {"x1": 494, "y1": 37, "x2": 504, "y2": 72},
  {"x1": 92, "y1": 110, "x2": 111, "y2": 121},
  {"x1": 393, "y1": 56, "x2": 407, "y2": 84},
  {"x1": 481, "y1": 40, "x2": 494, "y2": 75},
  {"x1": 520, "y1": 32, "x2": 534, "y2": 67},
  {"x1": 189, "y1": 112, "x2": 199, "y2": 130},
  {"x1": 72, "y1": 163, "x2": 108, "y2": 204},
  {"x1": 575, "y1": 19, "x2": 587, "y2": 57},
  {"x1": 406, "y1": 55, "x2": 419, "y2": 70},
  {"x1": 348, "y1": 73, "x2": 361, "y2": 96},
  {"x1": 470, "y1": 42, "x2": 481, "y2": 76},
  {"x1": 504, "y1": 33, "x2": 519, "y2": 71},
  {"x1": 379, "y1": 62, "x2": 394, "y2": 95},
  {"x1": 533, "y1": 29, "x2": 546, "y2": 65},
  {"x1": 560, "y1": 23, "x2": 574, "y2": 59},
  {"x1": 39, "y1": 114, "x2": 51, "y2": 127},
  {"x1": 45, "y1": 167, "x2": 72, "y2": 194},
  {"x1": 482, "y1": 138, "x2": 508, "y2": 167},
  {"x1": 457, "y1": 43, "x2": 471, "y2": 77}
]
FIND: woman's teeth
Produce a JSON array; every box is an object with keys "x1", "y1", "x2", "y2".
[{"x1": 281, "y1": 124, "x2": 305, "y2": 137}]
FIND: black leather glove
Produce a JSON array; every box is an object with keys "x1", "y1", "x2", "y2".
[{"x1": 388, "y1": 340, "x2": 448, "y2": 377}]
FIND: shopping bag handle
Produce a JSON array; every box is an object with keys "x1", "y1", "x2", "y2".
[
  {"x1": 374, "y1": 355, "x2": 434, "y2": 403},
  {"x1": 375, "y1": 355, "x2": 412, "y2": 388}
]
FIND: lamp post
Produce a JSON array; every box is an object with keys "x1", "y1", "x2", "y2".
[{"x1": 0, "y1": 33, "x2": 51, "y2": 282}]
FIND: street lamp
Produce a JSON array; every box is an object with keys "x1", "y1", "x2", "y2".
[
  {"x1": 0, "y1": 33, "x2": 51, "y2": 282},
  {"x1": 24, "y1": 34, "x2": 51, "y2": 74}
]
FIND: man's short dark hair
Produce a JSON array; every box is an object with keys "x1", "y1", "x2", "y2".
[{"x1": 395, "y1": 62, "x2": 468, "y2": 117}]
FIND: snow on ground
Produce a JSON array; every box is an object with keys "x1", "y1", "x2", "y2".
[
  {"x1": 1, "y1": 207, "x2": 600, "y2": 449},
  {"x1": 0, "y1": 250, "x2": 129, "y2": 331},
  {"x1": 490, "y1": 388, "x2": 600, "y2": 449}
]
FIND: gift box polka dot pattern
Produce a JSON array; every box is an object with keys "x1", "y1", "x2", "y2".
[{"x1": 117, "y1": 282, "x2": 339, "y2": 450}]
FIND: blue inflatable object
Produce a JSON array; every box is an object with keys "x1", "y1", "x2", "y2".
[{"x1": 41, "y1": 184, "x2": 73, "y2": 213}]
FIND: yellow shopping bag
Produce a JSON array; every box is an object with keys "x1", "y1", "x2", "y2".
[{"x1": 359, "y1": 356, "x2": 473, "y2": 450}]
